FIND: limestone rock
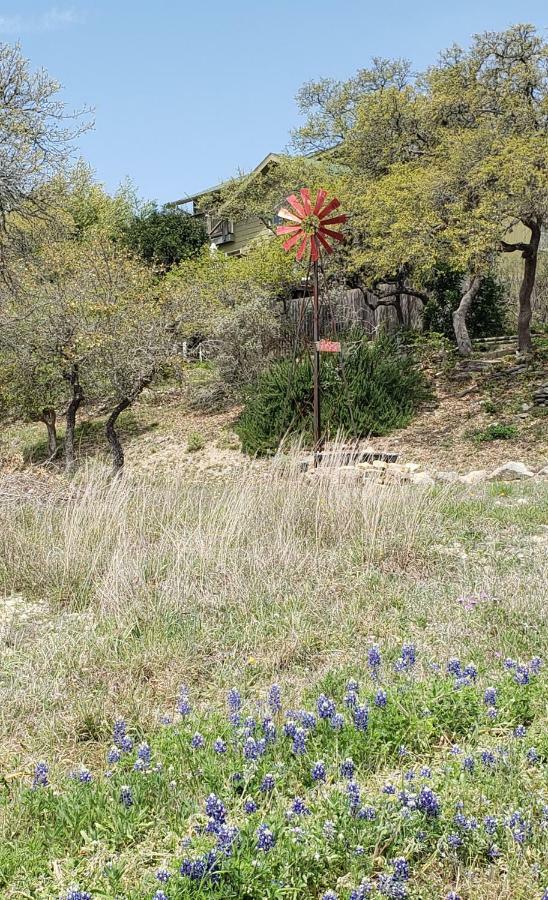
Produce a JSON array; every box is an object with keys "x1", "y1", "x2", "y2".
[
  {"x1": 487, "y1": 461, "x2": 535, "y2": 481},
  {"x1": 410, "y1": 471, "x2": 435, "y2": 486},
  {"x1": 537, "y1": 465, "x2": 548, "y2": 479},
  {"x1": 459, "y1": 470, "x2": 488, "y2": 485},
  {"x1": 435, "y1": 470, "x2": 459, "y2": 483}
]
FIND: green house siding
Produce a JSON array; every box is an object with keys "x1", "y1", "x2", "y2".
[{"x1": 223, "y1": 217, "x2": 271, "y2": 255}]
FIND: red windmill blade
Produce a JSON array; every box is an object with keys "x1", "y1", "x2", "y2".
[{"x1": 276, "y1": 189, "x2": 347, "y2": 262}]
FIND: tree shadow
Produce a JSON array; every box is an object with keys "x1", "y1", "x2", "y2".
[{"x1": 22, "y1": 411, "x2": 159, "y2": 465}]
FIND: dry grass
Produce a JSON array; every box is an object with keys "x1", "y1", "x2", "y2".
[{"x1": 1, "y1": 455, "x2": 547, "y2": 770}]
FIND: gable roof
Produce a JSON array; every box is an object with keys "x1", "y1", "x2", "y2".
[{"x1": 170, "y1": 152, "x2": 281, "y2": 207}]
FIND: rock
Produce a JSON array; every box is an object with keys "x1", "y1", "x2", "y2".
[
  {"x1": 435, "y1": 470, "x2": 459, "y2": 483},
  {"x1": 402, "y1": 462, "x2": 421, "y2": 472},
  {"x1": 521, "y1": 403, "x2": 531, "y2": 411},
  {"x1": 487, "y1": 461, "x2": 535, "y2": 481},
  {"x1": 409, "y1": 471, "x2": 435, "y2": 486},
  {"x1": 459, "y1": 470, "x2": 488, "y2": 485},
  {"x1": 535, "y1": 465, "x2": 548, "y2": 478}
]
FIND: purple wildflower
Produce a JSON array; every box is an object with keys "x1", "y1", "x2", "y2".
[
  {"x1": 317, "y1": 694, "x2": 336, "y2": 720},
  {"x1": 32, "y1": 761, "x2": 48, "y2": 789},
  {"x1": 256, "y1": 822, "x2": 276, "y2": 852},
  {"x1": 268, "y1": 684, "x2": 281, "y2": 714},
  {"x1": 191, "y1": 732, "x2": 205, "y2": 750},
  {"x1": 311, "y1": 760, "x2": 326, "y2": 782},
  {"x1": 120, "y1": 785, "x2": 133, "y2": 808}
]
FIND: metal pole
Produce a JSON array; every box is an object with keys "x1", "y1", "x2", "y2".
[{"x1": 312, "y1": 259, "x2": 321, "y2": 458}]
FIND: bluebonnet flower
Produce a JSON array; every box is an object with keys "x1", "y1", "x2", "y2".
[
  {"x1": 65, "y1": 890, "x2": 92, "y2": 900},
  {"x1": 216, "y1": 823, "x2": 239, "y2": 856},
  {"x1": 340, "y1": 757, "x2": 355, "y2": 779},
  {"x1": 330, "y1": 713, "x2": 345, "y2": 731},
  {"x1": 244, "y1": 798, "x2": 257, "y2": 813},
  {"x1": 463, "y1": 663, "x2": 477, "y2": 682},
  {"x1": 205, "y1": 793, "x2": 226, "y2": 823},
  {"x1": 268, "y1": 683, "x2": 281, "y2": 714},
  {"x1": 283, "y1": 717, "x2": 297, "y2": 738},
  {"x1": 156, "y1": 868, "x2": 170, "y2": 883},
  {"x1": 291, "y1": 825, "x2": 306, "y2": 842},
  {"x1": 404, "y1": 770, "x2": 415, "y2": 782},
  {"x1": 487, "y1": 707, "x2": 497, "y2": 720},
  {"x1": 71, "y1": 767, "x2": 93, "y2": 784},
  {"x1": 191, "y1": 732, "x2": 205, "y2": 750},
  {"x1": 321, "y1": 892, "x2": 338, "y2": 900},
  {"x1": 420, "y1": 766, "x2": 431, "y2": 778},
  {"x1": 450, "y1": 744, "x2": 461, "y2": 755},
  {"x1": 398, "y1": 745, "x2": 408, "y2": 758},
  {"x1": 260, "y1": 773, "x2": 275, "y2": 792},
  {"x1": 377, "y1": 874, "x2": 408, "y2": 898},
  {"x1": 487, "y1": 844, "x2": 500, "y2": 860},
  {"x1": 541, "y1": 891, "x2": 548, "y2": 900},
  {"x1": 346, "y1": 678, "x2": 359, "y2": 692},
  {"x1": 344, "y1": 687, "x2": 359, "y2": 709},
  {"x1": 454, "y1": 812, "x2": 468, "y2": 829},
  {"x1": 514, "y1": 724, "x2": 526, "y2": 738},
  {"x1": 107, "y1": 746, "x2": 121, "y2": 764},
  {"x1": 243, "y1": 736, "x2": 260, "y2": 760},
  {"x1": 415, "y1": 830, "x2": 426, "y2": 843},
  {"x1": 323, "y1": 819, "x2": 336, "y2": 840},
  {"x1": 355, "y1": 844, "x2": 365, "y2": 854},
  {"x1": 445, "y1": 893, "x2": 461, "y2": 900},
  {"x1": 416, "y1": 786, "x2": 441, "y2": 817},
  {"x1": 446, "y1": 658, "x2": 462, "y2": 677},
  {"x1": 347, "y1": 780, "x2": 361, "y2": 811},
  {"x1": 358, "y1": 805, "x2": 376, "y2": 820},
  {"x1": 262, "y1": 717, "x2": 277, "y2": 743},
  {"x1": 514, "y1": 665, "x2": 530, "y2": 685},
  {"x1": 484, "y1": 687, "x2": 497, "y2": 706},
  {"x1": 311, "y1": 760, "x2": 326, "y2": 782},
  {"x1": 113, "y1": 718, "x2": 127, "y2": 745},
  {"x1": 382, "y1": 783, "x2": 396, "y2": 795},
  {"x1": 136, "y1": 742, "x2": 151, "y2": 768},
  {"x1": 483, "y1": 815, "x2": 498, "y2": 834},
  {"x1": 290, "y1": 796, "x2": 310, "y2": 816},
  {"x1": 152, "y1": 893, "x2": 168, "y2": 900},
  {"x1": 391, "y1": 858, "x2": 410, "y2": 880},
  {"x1": 32, "y1": 761, "x2": 48, "y2": 789},
  {"x1": 242, "y1": 716, "x2": 256, "y2": 735},
  {"x1": 353, "y1": 704, "x2": 369, "y2": 732},
  {"x1": 350, "y1": 882, "x2": 372, "y2": 899},
  {"x1": 368, "y1": 644, "x2": 382, "y2": 673},
  {"x1": 120, "y1": 785, "x2": 133, "y2": 808},
  {"x1": 317, "y1": 694, "x2": 336, "y2": 720},
  {"x1": 462, "y1": 755, "x2": 475, "y2": 772},
  {"x1": 480, "y1": 749, "x2": 496, "y2": 768},
  {"x1": 394, "y1": 644, "x2": 416, "y2": 674},
  {"x1": 176, "y1": 685, "x2": 191, "y2": 717},
  {"x1": 227, "y1": 688, "x2": 242, "y2": 713},
  {"x1": 213, "y1": 737, "x2": 227, "y2": 754},
  {"x1": 447, "y1": 833, "x2": 462, "y2": 849},
  {"x1": 530, "y1": 656, "x2": 542, "y2": 675},
  {"x1": 504, "y1": 657, "x2": 516, "y2": 670},
  {"x1": 526, "y1": 747, "x2": 539, "y2": 763},
  {"x1": 374, "y1": 689, "x2": 387, "y2": 708},
  {"x1": 292, "y1": 726, "x2": 307, "y2": 755},
  {"x1": 256, "y1": 822, "x2": 276, "y2": 852},
  {"x1": 298, "y1": 710, "x2": 317, "y2": 730}
]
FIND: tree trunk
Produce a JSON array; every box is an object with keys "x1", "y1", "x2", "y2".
[
  {"x1": 105, "y1": 373, "x2": 154, "y2": 474},
  {"x1": 65, "y1": 367, "x2": 83, "y2": 474},
  {"x1": 517, "y1": 222, "x2": 541, "y2": 354},
  {"x1": 40, "y1": 407, "x2": 57, "y2": 459},
  {"x1": 452, "y1": 275, "x2": 482, "y2": 356},
  {"x1": 105, "y1": 398, "x2": 131, "y2": 473}
]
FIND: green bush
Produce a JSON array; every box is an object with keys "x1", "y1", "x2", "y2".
[
  {"x1": 423, "y1": 269, "x2": 507, "y2": 340},
  {"x1": 468, "y1": 423, "x2": 518, "y2": 443},
  {"x1": 236, "y1": 334, "x2": 429, "y2": 456}
]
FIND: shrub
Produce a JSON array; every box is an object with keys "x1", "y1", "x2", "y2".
[
  {"x1": 423, "y1": 269, "x2": 508, "y2": 340},
  {"x1": 468, "y1": 423, "x2": 518, "y2": 443},
  {"x1": 236, "y1": 334, "x2": 429, "y2": 456},
  {"x1": 187, "y1": 431, "x2": 205, "y2": 452}
]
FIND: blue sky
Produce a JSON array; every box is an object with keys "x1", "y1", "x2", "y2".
[{"x1": 3, "y1": 2, "x2": 547, "y2": 204}]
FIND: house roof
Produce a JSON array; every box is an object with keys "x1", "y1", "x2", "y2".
[{"x1": 169, "y1": 152, "x2": 281, "y2": 207}]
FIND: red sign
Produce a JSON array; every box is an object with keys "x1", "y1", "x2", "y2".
[{"x1": 316, "y1": 339, "x2": 341, "y2": 353}]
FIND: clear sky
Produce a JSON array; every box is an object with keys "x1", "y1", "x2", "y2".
[{"x1": 2, "y1": 1, "x2": 547, "y2": 204}]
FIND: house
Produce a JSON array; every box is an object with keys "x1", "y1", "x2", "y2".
[{"x1": 169, "y1": 152, "x2": 282, "y2": 257}]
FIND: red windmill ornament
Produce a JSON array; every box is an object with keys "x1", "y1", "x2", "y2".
[
  {"x1": 276, "y1": 188, "x2": 347, "y2": 262},
  {"x1": 276, "y1": 189, "x2": 347, "y2": 456}
]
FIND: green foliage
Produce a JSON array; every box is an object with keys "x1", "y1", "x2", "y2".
[
  {"x1": 121, "y1": 203, "x2": 207, "y2": 269},
  {"x1": 423, "y1": 270, "x2": 508, "y2": 340},
  {"x1": 468, "y1": 423, "x2": 519, "y2": 443},
  {"x1": 187, "y1": 431, "x2": 205, "y2": 452},
  {"x1": 236, "y1": 335, "x2": 429, "y2": 456}
]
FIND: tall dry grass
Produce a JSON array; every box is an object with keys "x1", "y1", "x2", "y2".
[{"x1": 1, "y1": 457, "x2": 546, "y2": 766}]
